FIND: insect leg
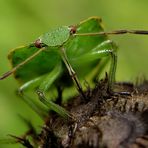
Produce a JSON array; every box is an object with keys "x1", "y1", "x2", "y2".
[
  {"x1": 18, "y1": 75, "x2": 49, "y2": 119},
  {"x1": 71, "y1": 40, "x2": 117, "y2": 92},
  {"x1": 60, "y1": 47, "x2": 86, "y2": 100},
  {"x1": 36, "y1": 63, "x2": 73, "y2": 120},
  {"x1": 8, "y1": 135, "x2": 33, "y2": 148},
  {"x1": 74, "y1": 30, "x2": 148, "y2": 36}
]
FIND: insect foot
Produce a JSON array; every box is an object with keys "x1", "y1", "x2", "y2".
[
  {"x1": 36, "y1": 89, "x2": 73, "y2": 120},
  {"x1": 8, "y1": 134, "x2": 33, "y2": 148}
]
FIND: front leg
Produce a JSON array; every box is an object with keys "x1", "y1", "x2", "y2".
[
  {"x1": 70, "y1": 40, "x2": 117, "y2": 92},
  {"x1": 19, "y1": 63, "x2": 72, "y2": 120},
  {"x1": 35, "y1": 63, "x2": 73, "y2": 120},
  {"x1": 60, "y1": 47, "x2": 86, "y2": 100}
]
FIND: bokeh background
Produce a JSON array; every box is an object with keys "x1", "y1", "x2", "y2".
[{"x1": 0, "y1": 0, "x2": 148, "y2": 147}]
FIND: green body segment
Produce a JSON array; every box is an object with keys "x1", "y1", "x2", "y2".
[{"x1": 40, "y1": 26, "x2": 70, "y2": 47}]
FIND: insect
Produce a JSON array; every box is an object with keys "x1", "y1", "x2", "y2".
[{"x1": 0, "y1": 16, "x2": 148, "y2": 119}]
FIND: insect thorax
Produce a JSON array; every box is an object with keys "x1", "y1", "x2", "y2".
[{"x1": 39, "y1": 26, "x2": 71, "y2": 47}]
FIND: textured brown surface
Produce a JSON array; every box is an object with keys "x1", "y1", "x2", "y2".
[{"x1": 37, "y1": 78, "x2": 148, "y2": 148}]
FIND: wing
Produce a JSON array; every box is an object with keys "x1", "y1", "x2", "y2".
[{"x1": 8, "y1": 45, "x2": 61, "y2": 83}]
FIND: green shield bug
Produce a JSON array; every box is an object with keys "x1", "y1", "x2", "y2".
[{"x1": 0, "y1": 16, "x2": 148, "y2": 119}]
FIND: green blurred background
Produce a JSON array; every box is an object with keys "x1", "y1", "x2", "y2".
[{"x1": 0, "y1": 0, "x2": 148, "y2": 147}]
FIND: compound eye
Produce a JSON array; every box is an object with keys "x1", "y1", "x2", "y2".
[
  {"x1": 34, "y1": 39, "x2": 42, "y2": 48},
  {"x1": 69, "y1": 25, "x2": 77, "y2": 35}
]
